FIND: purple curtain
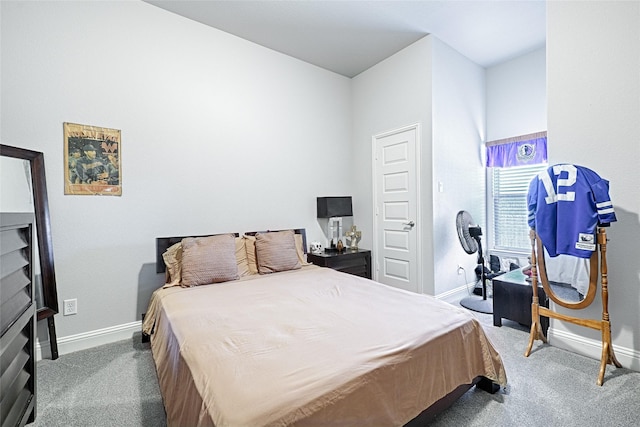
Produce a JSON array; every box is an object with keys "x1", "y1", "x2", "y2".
[{"x1": 486, "y1": 134, "x2": 547, "y2": 168}]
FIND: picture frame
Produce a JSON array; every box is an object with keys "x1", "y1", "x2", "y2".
[{"x1": 64, "y1": 122, "x2": 121, "y2": 196}]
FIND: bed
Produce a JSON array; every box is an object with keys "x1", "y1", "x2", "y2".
[{"x1": 144, "y1": 229, "x2": 507, "y2": 426}]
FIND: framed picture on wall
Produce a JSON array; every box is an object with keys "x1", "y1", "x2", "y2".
[{"x1": 64, "y1": 122, "x2": 121, "y2": 196}]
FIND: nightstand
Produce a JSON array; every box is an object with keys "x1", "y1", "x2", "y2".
[{"x1": 307, "y1": 249, "x2": 371, "y2": 279}]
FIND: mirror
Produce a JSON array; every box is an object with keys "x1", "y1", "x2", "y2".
[
  {"x1": 0, "y1": 145, "x2": 59, "y2": 321},
  {"x1": 526, "y1": 228, "x2": 621, "y2": 385},
  {"x1": 536, "y1": 241, "x2": 598, "y2": 309}
]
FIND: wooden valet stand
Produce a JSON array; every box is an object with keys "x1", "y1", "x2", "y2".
[{"x1": 525, "y1": 227, "x2": 622, "y2": 386}]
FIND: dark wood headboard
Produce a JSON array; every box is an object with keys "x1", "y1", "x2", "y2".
[{"x1": 156, "y1": 228, "x2": 307, "y2": 274}]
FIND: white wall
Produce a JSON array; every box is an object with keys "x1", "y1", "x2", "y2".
[
  {"x1": 351, "y1": 36, "x2": 434, "y2": 293},
  {"x1": 352, "y1": 35, "x2": 485, "y2": 298},
  {"x1": 4, "y1": 1, "x2": 639, "y2": 368},
  {"x1": 547, "y1": 1, "x2": 640, "y2": 369},
  {"x1": 431, "y1": 38, "x2": 486, "y2": 296},
  {"x1": 486, "y1": 47, "x2": 546, "y2": 142},
  {"x1": 1, "y1": 1, "x2": 353, "y2": 354},
  {"x1": 485, "y1": 48, "x2": 546, "y2": 255}
]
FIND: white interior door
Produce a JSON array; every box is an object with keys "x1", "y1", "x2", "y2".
[{"x1": 373, "y1": 125, "x2": 420, "y2": 293}]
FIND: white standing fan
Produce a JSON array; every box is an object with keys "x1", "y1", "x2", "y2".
[{"x1": 456, "y1": 210, "x2": 493, "y2": 314}]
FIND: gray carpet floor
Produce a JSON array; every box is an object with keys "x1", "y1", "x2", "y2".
[{"x1": 32, "y1": 310, "x2": 640, "y2": 426}]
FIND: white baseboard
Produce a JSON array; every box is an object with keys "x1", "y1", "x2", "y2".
[
  {"x1": 437, "y1": 286, "x2": 640, "y2": 372},
  {"x1": 548, "y1": 327, "x2": 640, "y2": 371},
  {"x1": 436, "y1": 283, "x2": 474, "y2": 305},
  {"x1": 36, "y1": 320, "x2": 142, "y2": 361}
]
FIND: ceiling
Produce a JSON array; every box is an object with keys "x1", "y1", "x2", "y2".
[{"x1": 145, "y1": 0, "x2": 546, "y2": 78}]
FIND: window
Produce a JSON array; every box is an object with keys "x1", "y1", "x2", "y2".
[{"x1": 490, "y1": 164, "x2": 547, "y2": 251}]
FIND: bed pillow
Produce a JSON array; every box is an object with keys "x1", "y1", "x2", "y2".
[
  {"x1": 255, "y1": 230, "x2": 302, "y2": 274},
  {"x1": 244, "y1": 235, "x2": 260, "y2": 275},
  {"x1": 162, "y1": 236, "x2": 249, "y2": 286},
  {"x1": 235, "y1": 236, "x2": 251, "y2": 277},
  {"x1": 245, "y1": 232, "x2": 308, "y2": 274},
  {"x1": 180, "y1": 234, "x2": 239, "y2": 286},
  {"x1": 162, "y1": 242, "x2": 183, "y2": 287},
  {"x1": 293, "y1": 233, "x2": 309, "y2": 265}
]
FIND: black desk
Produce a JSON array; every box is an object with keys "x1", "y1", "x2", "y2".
[{"x1": 492, "y1": 268, "x2": 549, "y2": 336}]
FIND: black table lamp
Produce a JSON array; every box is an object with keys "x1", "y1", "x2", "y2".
[{"x1": 317, "y1": 196, "x2": 353, "y2": 252}]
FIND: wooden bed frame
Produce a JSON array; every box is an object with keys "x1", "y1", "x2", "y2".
[
  {"x1": 407, "y1": 377, "x2": 498, "y2": 425},
  {"x1": 147, "y1": 228, "x2": 499, "y2": 425}
]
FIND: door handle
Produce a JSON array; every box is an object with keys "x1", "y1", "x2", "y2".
[{"x1": 404, "y1": 220, "x2": 415, "y2": 227}]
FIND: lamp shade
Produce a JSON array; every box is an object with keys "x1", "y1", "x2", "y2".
[{"x1": 317, "y1": 196, "x2": 353, "y2": 218}]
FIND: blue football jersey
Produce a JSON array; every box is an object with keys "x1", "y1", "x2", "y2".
[{"x1": 527, "y1": 164, "x2": 616, "y2": 258}]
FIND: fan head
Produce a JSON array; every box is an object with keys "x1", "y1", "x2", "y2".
[{"x1": 456, "y1": 210, "x2": 479, "y2": 254}]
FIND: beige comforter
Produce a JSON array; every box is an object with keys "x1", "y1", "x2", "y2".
[{"x1": 146, "y1": 266, "x2": 506, "y2": 427}]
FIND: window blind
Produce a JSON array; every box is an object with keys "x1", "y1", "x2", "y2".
[{"x1": 492, "y1": 164, "x2": 547, "y2": 250}]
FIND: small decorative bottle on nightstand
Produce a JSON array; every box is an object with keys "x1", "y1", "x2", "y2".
[{"x1": 307, "y1": 248, "x2": 371, "y2": 279}]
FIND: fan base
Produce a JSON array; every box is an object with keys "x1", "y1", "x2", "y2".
[{"x1": 460, "y1": 296, "x2": 493, "y2": 314}]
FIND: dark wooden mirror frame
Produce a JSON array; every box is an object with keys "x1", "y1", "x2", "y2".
[{"x1": 1, "y1": 144, "x2": 59, "y2": 358}]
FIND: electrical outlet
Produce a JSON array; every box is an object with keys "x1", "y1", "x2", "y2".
[{"x1": 63, "y1": 298, "x2": 77, "y2": 316}]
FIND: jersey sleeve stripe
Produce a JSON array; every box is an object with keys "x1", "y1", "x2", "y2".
[{"x1": 596, "y1": 201, "x2": 613, "y2": 208}]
